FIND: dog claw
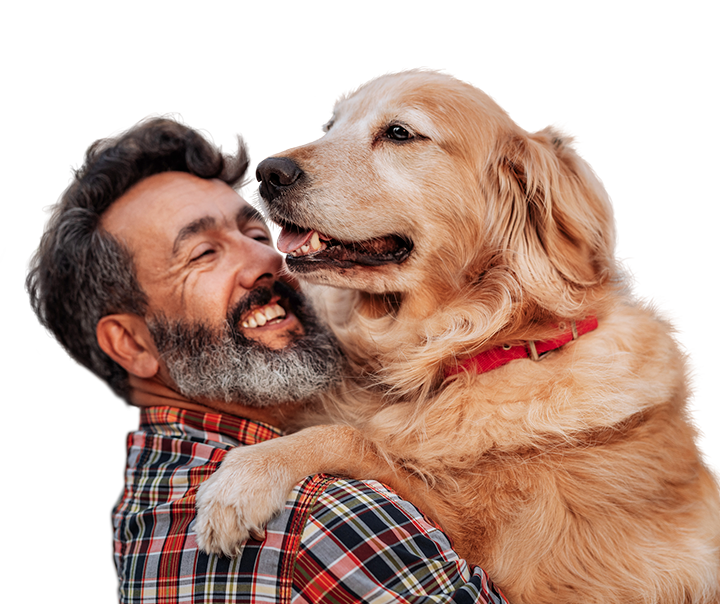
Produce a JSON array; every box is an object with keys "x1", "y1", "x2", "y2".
[{"x1": 249, "y1": 527, "x2": 266, "y2": 542}]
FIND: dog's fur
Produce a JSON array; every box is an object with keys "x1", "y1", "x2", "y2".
[{"x1": 195, "y1": 71, "x2": 720, "y2": 603}]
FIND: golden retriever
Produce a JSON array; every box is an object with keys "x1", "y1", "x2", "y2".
[{"x1": 195, "y1": 70, "x2": 720, "y2": 604}]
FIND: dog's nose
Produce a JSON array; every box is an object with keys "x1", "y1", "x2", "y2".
[{"x1": 256, "y1": 157, "x2": 304, "y2": 202}]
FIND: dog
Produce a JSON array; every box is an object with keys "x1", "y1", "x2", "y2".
[{"x1": 195, "y1": 70, "x2": 720, "y2": 603}]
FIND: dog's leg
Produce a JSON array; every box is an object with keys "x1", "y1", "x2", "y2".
[{"x1": 194, "y1": 424, "x2": 439, "y2": 556}]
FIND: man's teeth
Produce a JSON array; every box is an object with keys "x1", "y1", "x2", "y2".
[
  {"x1": 290, "y1": 231, "x2": 326, "y2": 257},
  {"x1": 241, "y1": 303, "x2": 286, "y2": 329}
]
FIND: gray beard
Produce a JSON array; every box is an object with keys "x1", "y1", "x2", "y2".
[{"x1": 147, "y1": 287, "x2": 345, "y2": 408}]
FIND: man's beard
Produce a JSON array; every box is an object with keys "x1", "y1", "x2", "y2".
[{"x1": 147, "y1": 282, "x2": 345, "y2": 408}]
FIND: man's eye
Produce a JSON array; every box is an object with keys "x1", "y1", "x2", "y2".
[
  {"x1": 247, "y1": 228, "x2": 272, "y2": 244},
  {"x1": 191, "y1": 248, "x2": 215, "y2": 261}
]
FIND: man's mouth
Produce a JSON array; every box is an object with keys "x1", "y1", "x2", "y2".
[
  {"x1": 276, "y1": 222, "x2": 413, "y2": 269},
  {"x1": 240, "y1": 301, "x2": 287, "y2": 329}
]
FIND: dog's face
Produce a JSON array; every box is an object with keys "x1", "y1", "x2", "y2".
[{"x1": 259, "y1": 70, "x2": 616, "y2": 319}]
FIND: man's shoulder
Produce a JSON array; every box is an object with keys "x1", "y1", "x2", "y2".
[
  {"x1": 295, "y1": 474, "x2": 463, "y2": 569},
  {"x1": 302, "y1": 475, "x2": 445, "y2": 540},
  {"x1": 129, "y1": 410, "x2": 455, "y2": 562},
  {"x1": 126, "y1": 413, "x2": 448, "y2": 553}
]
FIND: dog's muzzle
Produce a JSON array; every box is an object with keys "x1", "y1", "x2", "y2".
[{"x1": 256, "y1": 157, "x2": 304, "y2": 202}]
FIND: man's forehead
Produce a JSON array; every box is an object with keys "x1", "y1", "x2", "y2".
[{"x1": 101, "y1": 172, "x2": 256, "y2": 243}]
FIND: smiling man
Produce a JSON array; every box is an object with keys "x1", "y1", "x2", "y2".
[
  {"x1": 97, "y1": 170, "x2": 341, "y2": 422},
  {"x1": 27, "y1": 117, "x2": 507, "y2": 604}
]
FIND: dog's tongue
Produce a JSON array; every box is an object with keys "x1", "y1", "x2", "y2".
[{"x1": 277, "y1": 227, "x2": 314, "y2": 254}]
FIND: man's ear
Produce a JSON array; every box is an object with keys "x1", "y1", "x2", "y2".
[{"x1": 96, "y1": 314, "x2": 160, "y2": 379}]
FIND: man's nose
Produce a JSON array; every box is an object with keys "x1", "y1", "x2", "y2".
[
  {"x1": 235, "y1": 237, "x2": 284, "y2": 290},
  {"x1": 256, "y1": 157, "x2": 304, "y2": 202}
]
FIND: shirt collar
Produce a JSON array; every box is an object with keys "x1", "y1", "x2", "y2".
[{"x1": 140, "y1": 405, "x2": 283, "y2": 446}]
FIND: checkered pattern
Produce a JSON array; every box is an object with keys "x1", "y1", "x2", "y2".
[{"x1": 112, "y1": 406, "x2": 508, "y2": 603}]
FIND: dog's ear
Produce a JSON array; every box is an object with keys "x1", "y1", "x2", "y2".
[{"x1": 485, "y1": 127, "x2": 616, "y2": 314}]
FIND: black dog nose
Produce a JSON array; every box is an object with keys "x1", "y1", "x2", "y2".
[{"x1": 256, "y1": 157, "x2": 304, "y2": 202}]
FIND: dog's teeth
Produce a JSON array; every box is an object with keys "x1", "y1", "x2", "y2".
[
  {"x1": 301, "y1": 244, "x2": 310, "y2": 254},
  {"x1": 310, "y1": 231, "x2": 321, "y2": 251}
]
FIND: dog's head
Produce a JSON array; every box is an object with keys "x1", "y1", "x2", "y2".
[{"x1": 258, "y1": 70, "x2": 617, "y2": 326}]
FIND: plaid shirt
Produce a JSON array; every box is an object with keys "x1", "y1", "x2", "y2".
[{"x1": 113, "y1": 406, "x2": 508, "y2": 604}]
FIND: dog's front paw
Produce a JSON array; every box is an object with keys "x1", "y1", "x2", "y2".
[{"x1": 194, "y1": 444, "x2": 296, "y2": 557}]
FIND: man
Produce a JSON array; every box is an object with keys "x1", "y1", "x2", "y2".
[{"x1": 27, "y1": 118, "x2": 507, "y2": 603}]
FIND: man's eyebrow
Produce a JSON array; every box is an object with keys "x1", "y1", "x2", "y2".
[
  {"x1": 172, "y1": 206, "x2": 269, "y2": 255},
  {"x1": 172, "y1": 216, "x2": 217, "y2": 255},
  {"x1": 237, "y1": 204, "x2": 267, "y2": 226}
]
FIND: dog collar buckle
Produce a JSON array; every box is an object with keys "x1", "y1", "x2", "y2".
[{"x1": 527, "y1": 319, "x2": 582, "y2": 362}]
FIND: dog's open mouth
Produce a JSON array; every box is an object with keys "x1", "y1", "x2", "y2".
[{"x1": 276, "y1": 222, "x2": 413, "y2": 270}]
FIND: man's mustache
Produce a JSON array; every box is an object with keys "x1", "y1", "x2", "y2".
[{"x1": 227, "y1": 280, "x2": 301, "y2": 329}]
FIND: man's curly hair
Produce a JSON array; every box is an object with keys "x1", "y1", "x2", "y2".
[{"x1": 26, "y1": 117, "x2": 249, "y2": 400}]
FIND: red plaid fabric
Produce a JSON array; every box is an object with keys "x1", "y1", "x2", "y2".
[{"x1": 112, "y1": 406, "x2": 508, "y2": 603}]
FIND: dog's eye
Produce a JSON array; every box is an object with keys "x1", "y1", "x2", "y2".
[
  {"x1": 323, "y1": 119, "x2": 335, "y2": 133},
  {"x1": 385, "y1": 125, "x2": 412, "y2": 141}
]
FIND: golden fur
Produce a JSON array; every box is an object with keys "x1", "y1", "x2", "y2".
[{"x1": 195, "y1": 71, "x2": 720, "y2": 603}]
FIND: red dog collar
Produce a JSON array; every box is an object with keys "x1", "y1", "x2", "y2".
[{"x1": 446, "y1": 316, "x2": 598, "y2": 377}]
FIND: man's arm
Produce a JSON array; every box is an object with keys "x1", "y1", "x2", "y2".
[{"x1": 288, "y1": 476, "x2": 508, "y2": 604}]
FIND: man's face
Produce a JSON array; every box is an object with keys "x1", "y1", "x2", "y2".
[
  {"x1": 102, "y1": 172, "x2": 343, "y2": 406},
  {"x1": 102, "y1": 172, "x2": 301, "y2": 349}
]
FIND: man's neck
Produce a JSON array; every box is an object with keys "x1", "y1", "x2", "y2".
[{"x1": 127, "y1": 374, "x2": 305, "y2": 431}]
